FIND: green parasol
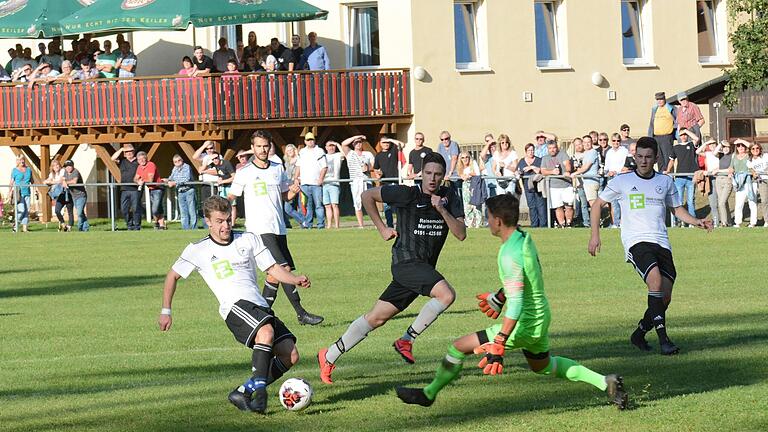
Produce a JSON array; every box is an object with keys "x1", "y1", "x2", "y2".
[{"x1": 0, "y1": 0, "x2": 97, "y2": 38}]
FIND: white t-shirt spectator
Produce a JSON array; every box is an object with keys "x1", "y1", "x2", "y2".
[
  {"x1": 325, "y1": 152, "x2": 343, "y2": 186},
  {"x1": 747, "y1": 154, "x2": 768, "y2": 181},
  {"x1": 296, "y1": 146, "x2": 327, "y2": 186},
  {"x1": 494, "y1": 150, "x2": 519, "y2": 177},
  {"x1": 604, "y1": 146, "x2": 629, "y2": 175},
  {"x1": 201, "y1": 155, "x2": 219, "y2": 183},
  {"x1": 347, "y1": 150, "x2": 375, "y2": 180}
]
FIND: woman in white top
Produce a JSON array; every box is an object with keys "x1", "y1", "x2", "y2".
[
  {"x1": 457, "y1": 151, "x2": 483, "y2": 228},
  {"x1": 492, "y1": 133, "x2": 519, "y2": 195},
  {"x1": 323, "y1": 141, "x2": 343, "y2": 229},
  {"x1": 747, "y1": 142, "x2": 768, "y2": 227},
  {"x1": 43, "y1": 159, "x2": 72, "y2": 231}
]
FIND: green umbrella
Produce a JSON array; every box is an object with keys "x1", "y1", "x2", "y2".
[
  {"x1": 0, "y1": 0, "x2": 96, "y2": 38},
  {"x1": 60, "y1": 0, "x2": 327, "y2": 35}
]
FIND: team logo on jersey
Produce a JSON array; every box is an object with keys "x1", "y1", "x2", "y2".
[
  {"x1": 631, "y1": 186, "x2": 639, "y2": 191},
  {"x1": 629, "y1": 193, "x2": 645, "y2": 210},
  {"x1": 253, "y1": 180, "x2": 268, "y2": 196},
  {"x1": 121, "y1": 0, "x2": 155, "y2": 10},
  {"x1": 237, "y1": 246, "x2": 249, "y2": 257},
  {"x1": 212, "y1": 260, "x2": 235, "y2": 279},
  {"x1": 655, "y1": 185, "x2": 664, "y2": 195},
  {"x1": 0, "y1": 0, "x2": 27, "y2": 19}
]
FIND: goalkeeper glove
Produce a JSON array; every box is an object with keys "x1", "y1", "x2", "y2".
[
  {"x1": 476, "y1": 288, "x2": 506, "y2": 319},
  {"x1": 473, "y1": 332, "x2": 508, "y2": 375}
]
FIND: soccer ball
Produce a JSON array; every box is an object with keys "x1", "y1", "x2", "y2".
[{"x1": 278, "y1": 378, "x2": 313, "y2": 411}]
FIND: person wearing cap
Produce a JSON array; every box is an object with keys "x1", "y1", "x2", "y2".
[
  {"x1": 62, "y1": 160, "x2": 89, "y2": 232},
  {"x1": 647, "y1": 91, "x2": 678, "y2": 169},
  {"x1": 295, "y1": 132, "x2": 327, "y2": 229},
  {"x1": 619, "y1": 124, "x2": 636, "y2": 149},
  {"x1": 713, "y1": 140, "x2": 734, "y2": 226},
  {"x1": 323, "y1": 140, "x2": 343, "y2": 229},
  {"x1": 193, "y1": 140, "x2": 217, "y2": 162},
  {"x1": 675, "y1": 92, "x2": 705, "y2": 140},
  {"x1": 532, "y1": 131, "x2": 557, "y2": 159},
  {"x1": 696, "y1": 139, "x2": 722, "y2": 227},
  {"x1": 111, "y1": 144, "x2": 142, "y2": 230},
  {"x1": 166, "y1": 154, "x2": 197, "y2": 230}
]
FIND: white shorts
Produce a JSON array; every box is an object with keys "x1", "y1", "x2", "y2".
[
  {"x1": 351, "y1": 178, "x2": 368, "y2": 210},
  {"x1": 549, "y1": 186, "x2": 575, "y2": 208}
]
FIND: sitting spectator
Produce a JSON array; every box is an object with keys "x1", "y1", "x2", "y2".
[
  {"x1": 28, "y1": 63, "x2": 60, "y2": 86},
  {"x1": 55, "y1": 60, "x2": 75, "y2": 83},
  {"x1": 373, "y1": 136, "x2": 403, "y2": 227},
  {"x1": 257, "y1": 46, "x2": 277, "y2": 72},
  {"x1": 135, "y1": 151, "x2": 166, "y2": 230},
  {"x1": 11, "y1": 63, "x2": 34, "y2": 83},
  {"x1": 604, "y1": 132, "x2": 629, "y2": 227},
  {"x1": 213, "y1": 37, "x2": 236, "y2": 73},
  {"x1": 178, "y1": 56, "x2": 196, "y2": 77},
  {"x1": 517, "y1": 143, "x2": 546, "y2": 227},
  {"x1": 72, "y1": 59, "x2": 99, "y2": 80},
  {"x1": 242, "y1": 54, "x2": 262, "y2": 72},
  {"x1": 0, "y1": 66, "x2": 10, "y2": 82},
  {"x1": 323, "y1": 141, "x2": 343, "y2": 229},
  {"x1": 44, "y1": 160, "x2": 73, "y2": 232},
  {"x1": 747, "y1": 142, "x2": 768, "y2": 226},
  {"x1": 730, "y1": 139, "x2": 757, "y2": 227},
  {"x1": 222, "y1": 59, "x2": 240, "y2": 78},
  {"x1": 9, "y1": 155, "x2": 32, "y2": 232},
  {"x1": 295, "y1": 132, "x2": 328, "y2": 229},
  {"x1": 541, "y1": 140, "x2": 574, "y2": 227},
  {"x1": 270, "y1": 37, "x2": 295, "y2": 71},
  {"x1": 492, "y1": 133, "x2": 519, "y2": 196},
  {"x1": 300, "y1": 32, "x2": 330, "y2": 70},
  {"x1": 62, "y1": 160, "x2": 88, "y2": 232},
  {"x1": 666, "y1": 128, "x2": 700, "y2": 225},
  {"x1": 115, "y1": 41, "x2": 137, "y2": 78},
  {"x1": 341, "y1": 134, "x2": 375, "y2": 228},
  {"x1": 191, "y1": 46, "x2": 214, "y2": 76},
  {"x1": 457, "y1": 151, "x2": 483, "y2": 228},
  {"x1": 166, "y1": 154, "x2": 197, "y2": 230}
]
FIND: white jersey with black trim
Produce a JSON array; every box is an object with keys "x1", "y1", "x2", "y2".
[
  {"x1": 172, "y1": 231, "x2": 277, "y2": 319},
  {"x1": 599, "y1": 171, "x2": 681, "y2": 257},
  {"x1": 229, "y1": 160, "x2": 291, "y2": 235}
]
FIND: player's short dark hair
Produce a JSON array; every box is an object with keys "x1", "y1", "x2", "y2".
[
  {"x1": 422, "y1": 152, "x2": 446, "y2": 173},
  {"x1": 636, "y1": 136, "x2": 658, "y2": 157},
  {"x1": 486, "y1": 194, "x2": 520, "y2": 227},
  {"x1": 251, "y1": 129, "x2": 273, "y2": 143},
  {"x1": 203, "y1": 196, "x2": 231, "y2": 219}
]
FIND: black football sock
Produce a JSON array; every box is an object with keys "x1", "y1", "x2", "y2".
[
  {"x1": 647, "y1": 292, "x2": 670, "y2": 344},
  {"x1": 281, "y1": 283, "x2": 306, "y2": 315},
  {"x1": 244, "y1": 343, "x2": 272, "y2": 395},
  {"x1": 266, "y1": 356, "x2": 290, "y2": 385},
  {"x1": 262, "y1": 281, "x2": 279, "y2": 308}
]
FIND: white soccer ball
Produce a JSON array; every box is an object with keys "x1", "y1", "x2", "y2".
[{"x1": 278, "y1": 378, "x2": 313, "y2": 411}]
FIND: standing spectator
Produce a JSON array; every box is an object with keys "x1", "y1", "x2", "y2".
[
  {"x1": 340, "y1": 134, "x2": 375, "y2": 228},
  {"x1": 457, "y1": 151, "x2": 483, "y2": 228},
  {"x1": 714, "y1": 141, "x2": 734, "y2": 226},
  {"x1": 193, "y1": 140, "x2": 217, "y2": 162},
  {"x1": 235, "y1": 149, "x2": 252, "y2": 170},
  {"x1": 605, "y1": 133, "x2": 630, "y2": 227},
  {"x1": 323, "y1": 141, "x2": 343, "y2": 229},
  {"x1": 191, "y1": 46, "x2": 214, "y2": 76},
  {"x1": 541, "y1": 140, "x2": 574, "y2": 227},
  {"x1": 623, "y1": 142, "x2": 638, "y2": 172},
  {"x1": 95, "y1": 41, "x2": 117, "y2": 78},
  {"x1": 178, "y1": 56, "x2": 196, "y2": 77},
  {"x1": 5, "y1": 48, "x2": 16, "y2": 75},
  {"x1": 270, "y1": 38, "x2": 295, "y2": 71},
  {"x1": 213, "y1": 37, "x2": 236, "y2": 74},
  {"x1": 200, "y1": 151, "x2": 223, "y2": 224},
  {"x1": 112, "y1": 144, "x2": 141, "y2": 230},
  {"x1": 373, "y1": 136, "x2": 403, "y2": 228},
  {"x1": 300, "y1": 32, "x2": 330, "y2": 70},
  {"x1": 517, "y1": 143, "x2": 546, "y2": 227},
  {"x1": 406, "y1": 132, "x2": 432, "y2": 179},
  {"x1": 243, "y1": 31, "x2": 260, "y2": 60},
  {"x1": 619, "y1": 124, "x2": 636, "y2": 149},
  {"x1": 213, "y1": 152, "x2": 237, "y2": 223},
  {"x1": 34, "y1": 42, "x2": 46, "y2": 63},
  {"x1": 135, "y1": 151, "x2": 166, "y2": 230},
  {"x1": 9, "y1": 156, "x2": 32, "y2": 232},
  {"x1": 295, "y1": 132, "x2": 327, "y2": 229},
  {"x1": 242, "y1": 54, "x2": 262, "y2": 73},
  {"x1": 282, "y1": 144, "x2": 306, "y2": 228},
  {"x1": 437, "y1": 130, "x2": 460, "y2": 189},
  {"x1": 166, "y1": 154, "x2": 197, "y2": 230},
  {"x1": 40, "y1": 41, "x2": 62, "y2": 72},
  {"x1": 676, "y1": 92, "x2": 705, "y2": 139},
  {"x1": 648, "y1": 91, "x2": 678, "y2": 169},
  {"x1": 570, "y1": 138, "x2": 589, "y2": 226},
  {"x1": 290, "y1": 34, "x2": 304, "y2": 65},
  {"x1": 114, "y1": 41, "x2": 137, "y2": 78},
  {"x1": 729, "y1": 139, "x2": 757, "y2": 227},
  {"x1": 570, "y1": 135, "x2": 601, "y2": 228},
  {"x1": 44, "y1": 160, "x2": 72, "y2": 232},
  {"x1": 256, "y1": 46, "x2": 277, "y2": 72},
  {"x1": 747, "y1": 142, "x2": 768, "y2": 226},
  {"x1": 666, "y1": 129, "x2": 700, "y2": 225},
  {"x1": 533, "y1": 131, "x2": 557, "y2": 158},
  {"x1": 62, "y1": 160, "x2": 88, "y2": 232},
  {"x1": 696, "y1": 140, "x2": 722, "y2": 227},
  {"x1": 11, "y1": 63, "x2": 34, "y2": 83},
  {"x1": 235, "y1": 40, "x2": 245, "y2": 70},
  {"x1": 479, "y1": 134, "x2": 497, "y2": 199},
  {"x1": 491, "y1": 134, "x2": 519, "y2": 196}
]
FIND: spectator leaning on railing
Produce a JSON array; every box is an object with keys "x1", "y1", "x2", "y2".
[
  {"x1": 191, "y1": 46, "x2": 214, "y2": 76},
  {"x1": 166, "y1": 154, "x2": 197, "y2": 230},
  {"x1": 541, "y1": 139, "x2": 574, "y2": 228},
  {"x1": 492, "y1": 133, "x2": 519, "y2": 196}
]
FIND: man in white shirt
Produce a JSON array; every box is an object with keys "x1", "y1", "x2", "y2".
[
  {"x1": 158, "y1": 195, "x2": 311, "y2": 414},
  {"x1": 588, "y1": 137, "x2": 712, "y2": 356},
  {"x1": 341, "y1": 134, "x2": 376, "y2": 228},
  {"x1": 604, "y1": 133, "x2": 630, "y2": 227},
  {"x1": 294, "y1": 132, "x2": 328, "y2": 229},
  {"x1": 228, "y1": 130, "x2": 324, "y2": 326}
]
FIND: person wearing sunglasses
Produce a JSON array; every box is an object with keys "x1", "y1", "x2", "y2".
[
  {"x1": 604, "y1": 133, "x2": 629, "y2": 228},
  {"x1": 729, "y1": 139, "x2": 757, "y2": 227},
  {"x1": 747, "y1": 142, "x2": 768, "y2": 226}
]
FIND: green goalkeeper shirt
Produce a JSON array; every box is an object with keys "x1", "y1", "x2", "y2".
[{"x1": 498, "y1": 229, "x2": 550, "y2": 329}]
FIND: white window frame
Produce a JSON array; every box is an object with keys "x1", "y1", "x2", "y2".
[
  {"x1": 621, "y1": 0, "x2": 654, "y2": 66},
  {"x1": 534, "y1": 0, "x2": 569, "y2": 69},
  {"x1": 344, "y1": 2, "x2": 381, "y2": 69},
  {"x1": 454, "y1": 0, "x2": 489, "y2": 71},
  {"x1": 698, "y1": 0, "x2": 729, "y2": 64}
]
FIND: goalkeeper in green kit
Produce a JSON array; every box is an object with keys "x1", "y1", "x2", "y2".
[{"x1": 396, "y1": 194, "x2": 628, "y2": 410}]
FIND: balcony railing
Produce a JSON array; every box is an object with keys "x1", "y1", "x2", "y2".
[{"x1": 0, "y1": 68, "x2": 411, "y2": 129}]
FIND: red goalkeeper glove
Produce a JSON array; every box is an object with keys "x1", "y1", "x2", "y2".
[
  {"x1": 476, "y1": 289, "x2": 506, "y2": 319},
  {"x1": 473, "y1": 332, "x2": 508, "y2": 375}
]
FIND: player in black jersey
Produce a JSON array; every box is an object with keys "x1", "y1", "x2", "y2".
[{"x1": 318, "y1": 153, "x2": 466, "y2": 384}]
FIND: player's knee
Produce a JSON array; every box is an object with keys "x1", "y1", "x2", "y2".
[{"x1": 254, "y1": 323, "x2": 275, "y2": 344}]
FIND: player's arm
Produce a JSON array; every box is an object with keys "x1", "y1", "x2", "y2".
[
  {"x1": 282, "y1": 182, "x2": 301, "y2": 202},
  {"x1": 588, "y1": 197, "x2": 608, "y2": 256},
  {"x1": 362, "y1": 186, "x2": 397, "y2": 241},
  {"x1": 474, "y1": 267, "x2": 523, "y2": 374},
  {"x1": 158, "y1": 269, "x2": 181, "y2": 331},
  {"x1": 432, "y1": 194, "x2": 466, "y2": 241},
  {"x1": 673, "y1": 206, "x2": 713, "y2": 231},
  {"x1": 265, "y1": 263, "x2": 311, "y2": 288}
]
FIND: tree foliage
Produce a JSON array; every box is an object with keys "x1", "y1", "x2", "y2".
[{"x1": 724, "y1": 0, "x2": 768, "y2": 110}]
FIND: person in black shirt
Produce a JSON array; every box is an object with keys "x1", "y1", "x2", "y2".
[
  {"x1": 407, "y1": 132, "x2": 433, "y2": 179},
  {"x1": 318, "y1": 153, "x2": 466, "y2": 384},
  {"x1": 290, "y1": 35, "x2": 303, "y2": 68},
  {"x1": 269, "y1": 38, "x2": 295, "y2": 71},
  {"x1": 373, "y1": 137, "x2": 403, "y2": 228},
  {"x1": 111, "y1": 144, "x2": 142, "y2": 230},
  {"x1": 666, "y1": 128, "x2": 700, "y2": 222},
  {"x1": 623, "y1": 142, "x2": 637, "y2": 172},
  {"x1": 191, "y1": 46, "x2": 215, "y2": 75}
]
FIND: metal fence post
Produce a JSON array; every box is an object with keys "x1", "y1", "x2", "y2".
[
  {"x1": 109, "y1": 182, "x2": 116, "y2": 232},
  {"x1": 545, "y1": 176, "x2": 551, "y2": 228},
  {"x1": 144, "y1": 186, "x2": 151, "y2": 223}
]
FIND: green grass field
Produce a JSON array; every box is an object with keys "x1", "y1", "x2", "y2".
[{"x1": 1, "y1": 227, "x2": 766, "y2": 432}]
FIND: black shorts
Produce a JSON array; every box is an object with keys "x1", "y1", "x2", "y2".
[
  {"x1": 225, "y1": 300, "x2": 296, "y2": 348},
  {"x1": 626, "y1": 242, "x2": 677, "y2": 283},
  {"x1": 379, "y1": 262, "x2": 445, "y2": 311},
  {"x1": 260, "y1": 233, "x2": 295, "y2": 270}
]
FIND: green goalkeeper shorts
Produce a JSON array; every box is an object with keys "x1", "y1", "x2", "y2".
[{"x1": 481, "y1": 316, "x2": 551, "y2": 355}]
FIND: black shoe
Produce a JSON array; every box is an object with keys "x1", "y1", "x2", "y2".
[
  {"x1": 247, "y1": 387, "x2": 268, "y2": 414},
  {"x1": 630, "y1": 328, "x2": 652, "y2": 352},
  {"x1": 604, "y1": 374, "x2": 628, "y2": 410},
  {"x1": 660, "y1": 340, "x2": 680, "y2": 356},
  {"x1": 396, "y1": 386, "x2": 434, "y2": 407},
  {"x1": 228, "y1": 388, "x2": 253, "y2": 412},
  {"x1": 297, "y1": 312, "x2": 324, "y2": 326}
]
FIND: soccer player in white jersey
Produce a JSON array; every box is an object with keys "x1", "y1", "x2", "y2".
[
  {"x1": 158, "y1": 196, "x2": 311, "y2": 413},
  {"x1": 228, "y1": 130, "x2": 324, "y2": 326},
  {"x1": 588, "y1": 137, "x2": 712, "y2": 355}
]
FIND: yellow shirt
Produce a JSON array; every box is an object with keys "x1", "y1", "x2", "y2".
[{"x1": 653, "y1": 106, "x2": 674, "y2": 135}]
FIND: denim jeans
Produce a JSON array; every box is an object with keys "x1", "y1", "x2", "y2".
[
  {"x1": 611, "y1": 198, "x2": 622, "y2": 226},
  {"x1": 577, "y1": 187, "x2": 590, "y2": 227},
  {"x1": 674, "y1": 176, "x2": 696, "y2": 217},
  {"x1": 120, "y1": 190, "x2": 142, "y2": 229},
  {"x1": 177, "y1": 188, "x2": 197, "y2": 230},
  {"x1": 149, "y1": 189, "x2": 165, "y2": 217},
  {"x1": 73, "y1": 195, "x2": 89, "y2": 231},
  {"x1": 16, "y1": 195, "x2": 30, "y2": 225},
  {"x1": 283, "y1": 198, "x2": 305, "y2": 227},
  {"x1": 525, "y1": 189, "x2": 547, "y2": 227},
  {"x1": 300, "y1": 184, "x2": 324, "y2": 228}
]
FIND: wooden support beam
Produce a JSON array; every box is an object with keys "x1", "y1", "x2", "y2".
[
  {"x1": 91, "y1": 144, "x2": 121, "y2": 180},
  {"x1": 316, "y1": 127, "x2": 335, "y2": 145},
  {"x1": 176, "y1": 142, "x2": 203, "y2": 173},
  {"x1": 146, "y1": 142, "x2": 162, "y2": 160},
  {"x1": 39, "y1": 145, "x2": 51, "y2": 222},
  {"x1": 0, "y1": 130, "x2": 226, "y2": 146},
  {"x1": 60, "y1": 144, "x2": 78, "y2": 163}
]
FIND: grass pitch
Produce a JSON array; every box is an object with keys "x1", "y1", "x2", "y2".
[{"x1": 1, "y1": 227, "x2": 766, "y2": 432}]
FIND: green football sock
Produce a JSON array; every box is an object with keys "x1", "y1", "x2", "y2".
[
  {"x1": 423, "y1": 345, "x2": 465, "y2": 400},
  {"x1": 538, "y1": 356, "x2": 607, "y2": 391}
]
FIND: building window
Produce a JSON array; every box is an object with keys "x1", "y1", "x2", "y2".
[
  {"x1": 697, "y1": 0, "x2": 727, "y2": 63},
  {"x1": 349, "y1": 5, "x2": 379, "y2": 67},
  {"x1": 534, "y1": 1, "x2": 562, "y2": 67},
  {"x1": 621, "y1": 0, "x2": 652, "y2": 65},
  {"x1": 454, "y1": 1, "x2": 487, "y2": 69}
]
